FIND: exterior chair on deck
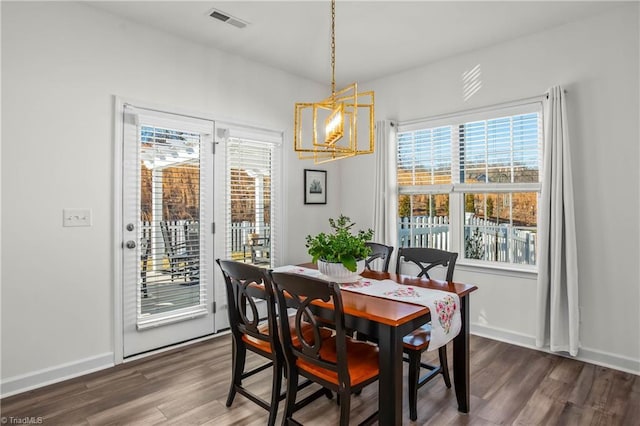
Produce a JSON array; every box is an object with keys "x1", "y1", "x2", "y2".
[
  {"x1": 396, "y1": 247, "x2": 457, "y2": 421},
  {"x1": 270, "y1": 271, "x2": 380, "y2": 426},
  {"x1": 183, "y1": 221, "x2": 200, "y2": 282},
  {"x1": 248, "y1": 233, "x2": 270, "y2": 264},
  {"x1": 364, "y1": 242, "x2": 394, "y2": 272},
  {"x1": 140, "y1": 236, "x2": 151, "y2": 298},
  {"x1": 160, "y1": 220, "x2": 194, "y2": 282},
  {"x1": 216, "y1": 260, "x2": 330, "y2": 426}
]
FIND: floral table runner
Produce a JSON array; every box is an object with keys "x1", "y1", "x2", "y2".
[{"x1": 272, "y1": 265, "x2": 461, "y2": 350}]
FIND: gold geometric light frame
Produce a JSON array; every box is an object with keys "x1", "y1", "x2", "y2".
[{"x1": 293, "y1": 0, "x2": 375, "y2": 164}]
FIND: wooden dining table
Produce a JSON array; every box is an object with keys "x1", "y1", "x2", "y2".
[{"x1": 298, "y1": 263, "x2": 478, "y2": 425}]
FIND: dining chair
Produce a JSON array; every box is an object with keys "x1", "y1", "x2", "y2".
[
  {"x1": 364, "y1": 242, "x2": 394, "y2": 272},
  {"x1": 216, "y1": 259, "x2": 283, "y2": 426},
  {"x1": 216, "y1": 260, "x2": 331, "y2": 426},
  {"x1": 396, "y1": 247, "x2": 457, "y2": 421},
  {"x1": 270, "y1": 271, "x2": 380, "y2": 426}
]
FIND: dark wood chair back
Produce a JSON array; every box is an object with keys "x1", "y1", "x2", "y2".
[
  {"x1": 364, "y1": 242, "x2": 394, "y2": 272},
  {"x1": 396, "y1": 247, "x2": 457, "y2": 282},
  {"x1": 217, "y1": 259, "x2": 277, "y2": 355},
  {"x1": 270, "y1": 272, "x2": 348, "y2": 385}
]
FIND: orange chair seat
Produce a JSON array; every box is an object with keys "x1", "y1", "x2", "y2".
[
  {"x1": 297, "y1": 337, "x2": 379, "y2": 386},
  {"x1": 402, "y1": 323, "x2": 432, "y2": 351}
]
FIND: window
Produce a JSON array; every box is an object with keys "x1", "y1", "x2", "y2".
[
  {"x1": 397, "y1": 102, "x2": 542, "y2": 269},
  {"x1": 221, "y1": 125, "x2": 282, "y2": 267}
]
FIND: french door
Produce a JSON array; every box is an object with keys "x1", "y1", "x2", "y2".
[{"x1": 121, "y1": 104, "x2": 215, "y2": 357}]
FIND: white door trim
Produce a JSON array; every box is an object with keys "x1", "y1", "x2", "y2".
[{"x1": 113, "y1": 96, "x2": 125, "y2": 365}]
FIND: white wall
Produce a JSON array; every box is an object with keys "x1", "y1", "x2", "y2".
[
  {"x1": 0, "y1": 1, "x2": 342, "y2": 394},
  {"x1": 2, "y1": 0, "x2": 638, "y2": 397},
  {"x1": 343, "y1": 4, "x2": 640, "y2": 372}
]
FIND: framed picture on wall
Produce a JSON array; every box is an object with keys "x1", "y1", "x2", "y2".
[{"x1": 304, "y1": 169, "x2": 327, "y2": 205}]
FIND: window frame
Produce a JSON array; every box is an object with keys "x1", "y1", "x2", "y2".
[{"x1": 396, "y1": 100, "x2": 543, "y2": 273}]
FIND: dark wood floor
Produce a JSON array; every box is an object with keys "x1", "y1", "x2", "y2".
[{"x1": 2, "y1": 334, "x2": 638, "y2": 425}]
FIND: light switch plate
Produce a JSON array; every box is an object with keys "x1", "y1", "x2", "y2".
[{"x1": 63, "y1": 208, "x2": 92, "y2": 227}]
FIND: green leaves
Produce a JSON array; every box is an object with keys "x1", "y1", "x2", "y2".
[{"x1": 305, "y1": 215, "x2": 373, "y2": 272}]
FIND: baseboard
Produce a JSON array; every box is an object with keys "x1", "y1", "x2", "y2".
[
  {"x1": 1, "y1": 353, "x2": 114, "y2": 399},
  {"x1": 3, "y1": 326, "x2": 637, "y2": 399},
  {"x1": 471, "y1": 323, "x2": 640, "y2": 376},
  {"x1": 1, "y1": 332, "x2": 232, "y2": 399}
]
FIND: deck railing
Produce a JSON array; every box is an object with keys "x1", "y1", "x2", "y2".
[
  {"x1": 398, "y1": 215, "x2": 536, "y2": 265},
  {"x1": 230, "y1": 221, "x2": 271, "y2": 253},
  {"x1": 142, "y1": 221, "x2": 270, "y2": 251}
]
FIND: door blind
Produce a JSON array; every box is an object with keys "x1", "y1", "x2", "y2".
[
  {"x1": 130, "y1": 108, "x2": 213, "y2": 325},
  {"x1": 223, "y1": 130, "x2": 281, "y2": 267}
]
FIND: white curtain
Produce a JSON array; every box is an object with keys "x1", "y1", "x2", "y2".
[
  {"x1": 536, "y1": 86, "x2": 579, "y2": 356},
  {"x1": 373, "y1": 120, "x2": 396, "y2": 245}
]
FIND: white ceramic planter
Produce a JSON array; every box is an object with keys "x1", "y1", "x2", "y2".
[{"x1": 317, "y1": 259, "x2": 365, "y2": 283}]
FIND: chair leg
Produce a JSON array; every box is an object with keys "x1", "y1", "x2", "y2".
[
  {"x1": 141, "y1": 259, "x2": 148, "y2": 298},
  {"x1": 267, "y1": 361, "x2": 282, "y2": 426},
  {"x1": 283, "y1": 366, "x2": 299, "y2": 423},
  {"x1": 438, "y1": 346, "x2": 451, "y2": 388},
  {"x1": 226, "y1": 341, "x2": 245, "y2": 407},
  {"x1": 408, "y1": 349, "x2": 421, "y2": 422},
  {"x1": 169, "y1": 258, "x2": 174, "y2": 281},
  {"x1": 338, "y1": 391, "x2": 351, "y2": 426}
]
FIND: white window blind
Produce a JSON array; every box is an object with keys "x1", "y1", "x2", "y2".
[
  {"x1": 129, "y1": 107, "x2": 213, "y2": 326},
  {"x1": 397, "y1": 101, "x2": 542, "y2": 268},
  {"x1": 222, "y1": 126, "x2": 281, "y2": 267},
  {"x1": 458, "y1": 112, "x2": 542, "y2": 190},
  {"x1": 397, "y1": 126, "x2": 453, "y2": 194}
]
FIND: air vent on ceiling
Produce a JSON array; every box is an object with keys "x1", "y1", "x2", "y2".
[{"x1": 209, "y1": 8, "x2": 248, "y2": 29}]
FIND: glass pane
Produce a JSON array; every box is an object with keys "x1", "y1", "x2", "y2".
[
  {"x1": 463, "y1": 192, "x2": 537, "y2": 265},
  {"x1": 228, "y1": 140, "x2": 272, "y2": 266},
  {"x1": 398, "y1": 194, "x2": 450, "y2": 249},
  {"x1": 397, "y1": 126, "x2": 452, "y2": 186},
  {"x1": 512, "y1": 113, "x2": 540, "y2": 183},
  {"x1": 139, "y1": 126, "x2": 201, "y2": 316},
  {"x1": 460, "y1": 113, "x2": 540, "y2": 184}
]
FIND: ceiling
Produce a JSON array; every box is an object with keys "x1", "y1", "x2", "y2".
[{"x1": 88, "y1": 1, "x2": 623, "y2": 87}]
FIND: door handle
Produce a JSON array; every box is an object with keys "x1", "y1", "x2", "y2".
[{"x1": 125, "y1": 240, "x2": 136, "y2": 249}]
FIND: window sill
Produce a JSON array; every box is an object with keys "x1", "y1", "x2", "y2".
[{"x1": 456, "y1": 260, "x2": 537, "y2": 280}]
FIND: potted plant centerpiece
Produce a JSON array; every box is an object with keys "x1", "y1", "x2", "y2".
[{"x1": 305, "y1": 215, "x2": 374, "y2": 282}]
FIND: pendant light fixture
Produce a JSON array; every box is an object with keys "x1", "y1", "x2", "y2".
[{"x1": 294, "y1": 0, "x2": 375, "y2": 164}]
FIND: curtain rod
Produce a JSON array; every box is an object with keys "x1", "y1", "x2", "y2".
[{"x1": 545, "y1": 89, "x2": 568, "y2": 98}]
